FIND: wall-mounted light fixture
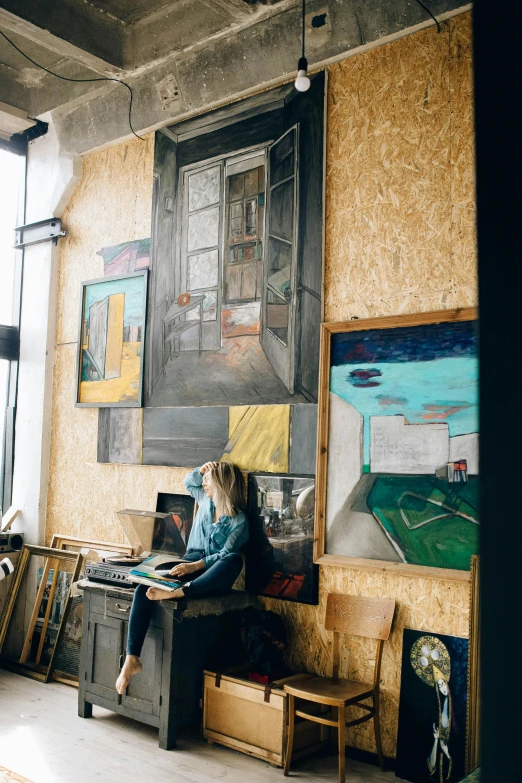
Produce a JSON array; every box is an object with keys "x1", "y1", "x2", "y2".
[{"x1": 295, "y1": 0, "x2": 310, "y2": 92}]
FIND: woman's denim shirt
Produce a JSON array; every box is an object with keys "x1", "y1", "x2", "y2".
[{"x1": 183, "y1": 467, "x2": 249, "y2": 568}]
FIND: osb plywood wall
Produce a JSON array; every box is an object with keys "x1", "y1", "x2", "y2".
[{"x1": 46, "y1": 12, "x2": 475, "y2": 758}]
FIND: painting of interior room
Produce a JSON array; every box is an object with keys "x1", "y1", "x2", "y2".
[
  {"x1": 145, "y1": 74, "x2": 325, "y2": 411},
  {"x1": 246, "y1": 473, "x2": 318, "y2": 605},
  {"x1": 316, "y1": 309, "x2": 479, "y2": 575},
  {"x1": 76, "y1": 271, "x2": 148, "y2": 407},
  {"x1": 396, "y1": 629, "x2": 469, "y2": 783},
  {"x1": 96, "y1": 75, "x2": 325, "y2": 470}
]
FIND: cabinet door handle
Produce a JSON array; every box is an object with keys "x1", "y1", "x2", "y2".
[{"x1": 116, "y1": 603, "x2": 130, "y2": 613}]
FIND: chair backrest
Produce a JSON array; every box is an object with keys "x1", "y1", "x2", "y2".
[
  {"x1": 325, "y1": 594, "x2": 395, "y2": 681},
  {"x1": 325, "y1": 593, "x2": 395, "y2": 640}
]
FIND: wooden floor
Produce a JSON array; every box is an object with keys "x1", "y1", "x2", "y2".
[{"x1": 0, "y1": 670, "x2": 405, "y2": 783}]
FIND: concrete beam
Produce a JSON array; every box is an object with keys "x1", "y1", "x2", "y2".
[
  {"x1": 0, "y1": 1, "x2": 125, "y2": 69},
  {"x1": 0, "y1": 53, "x2": 119, "y2": 117},
  {"x1": 52, "y1": 0, "x2": 471, "y2": 155}
]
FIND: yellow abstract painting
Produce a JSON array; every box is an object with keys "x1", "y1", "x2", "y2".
[
  {"x1": 77, "y1": 271, "x2": 147, "y2": 407},
  {"x1": 221, "y1": 405, "x2": 290, "y2": 473}
]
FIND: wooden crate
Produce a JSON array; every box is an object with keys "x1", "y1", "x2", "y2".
[{"x1": 203, "y1": 670, "x2": 328, "y2": 766}]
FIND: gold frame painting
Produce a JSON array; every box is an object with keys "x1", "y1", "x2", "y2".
[
  {"x1": 0, "y1": 545, "x2": 83, "y2": 682},
  {"x1": 314, "y1": 308, "x2": 478, "y2": 581}
]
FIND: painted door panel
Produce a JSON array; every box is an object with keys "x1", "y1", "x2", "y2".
[
  {"x1": 179, "y1": 161, "x2": 224, "y2": 351},
  {"x1": 261, "y1": 125, "x2": 299, "y2": 393}
]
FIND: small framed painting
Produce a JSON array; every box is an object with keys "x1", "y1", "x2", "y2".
[
  {"x1": 245, "y1": 472, "x2": 318, "y2": 605},
  {"x1": 155, "y1": 492, "x2": 196, "y2": 553},
  {"x1": 75, "y1": 271, "x2": 148, "y2": 407}
]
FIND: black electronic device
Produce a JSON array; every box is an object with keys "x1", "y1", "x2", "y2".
[
  {"x1": 0, "y1": 531, "x2": 24, "y2": 553},
  {"x1": 84, "y1": 561, "x2": 135, "y2": 588}
]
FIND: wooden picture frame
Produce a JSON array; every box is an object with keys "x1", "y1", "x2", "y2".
[
  {"x1": 314, "y1": 308, "x2": 478, "y2": 581},
  {"x1": 0, "y1": 545, "x2": 83, "y2": 682},
  {"x1": 466, "y1": 555, "x2": 480, "y2": 772},
  {"x1": 50, "y1": 533, "x2": 134, "y2": 555},
  {"x1": 75, "y1": 270, "x2": 148, "y2": 408},
  {"x1": 47, "y1": 534, "x2": 134, "y2": 686}
]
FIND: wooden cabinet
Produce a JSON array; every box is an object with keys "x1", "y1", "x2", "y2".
[{"x1": 78, "y1": 580, "x2": 254, "y2": 749}]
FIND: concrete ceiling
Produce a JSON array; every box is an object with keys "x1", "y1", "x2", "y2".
[{"x1": 0, "y1": 0, "x2": 471, "y2": 155}]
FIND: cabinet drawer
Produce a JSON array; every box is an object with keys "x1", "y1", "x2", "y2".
[{"x1": 105, "y1": 596, "x2": 132, "y2": 617}]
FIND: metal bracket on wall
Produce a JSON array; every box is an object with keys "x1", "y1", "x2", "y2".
[
  {"x1": 14, "y1": 217, "x2": 66, "y2": 249},
  {"x1": 0, "y1": 325, "x2": 19, "y2": 361}
]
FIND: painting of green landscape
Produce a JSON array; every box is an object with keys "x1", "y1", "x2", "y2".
[{"x1": 325, "y1": 315, "x2": 479, "y2": 572}]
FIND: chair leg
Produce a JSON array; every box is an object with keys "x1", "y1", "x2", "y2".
[
  {"x1": 284, "y1": 694, "x2": 295, "y2": 777},
  {"x1": 338, "y1": 705, "x2": 346, "y2": 783},
  {"x1": 374, "y1": 691, "x2": 385, "y2": 771}
]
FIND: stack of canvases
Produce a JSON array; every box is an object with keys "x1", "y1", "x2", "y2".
[{"x1": 71, "y1": 73, "x2": 479, "y2": 779}]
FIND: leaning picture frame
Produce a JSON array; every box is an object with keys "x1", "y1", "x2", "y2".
[
  {"x1": 314, "y1": 308, "x2": 479, "y2": 581},
  {"x1": 47, "y1": 534, "x2": 134, "y2": 686},
  {"x1": 75, "y1": 270, "x2": 148, "y2": 407},
  {"x1": 0, "y1": 545, "x2": 83, "y2": 683}
]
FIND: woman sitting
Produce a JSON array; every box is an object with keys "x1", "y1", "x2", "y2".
[{"x1": 116, "y1": 461, "x2": 247, "y2": 694}]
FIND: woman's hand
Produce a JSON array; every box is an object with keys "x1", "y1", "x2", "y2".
[
  {"x1": 169, "y1": 560, "x2": 204, "y2": 577},
  {"x1": 200, "y1": 461, "x2": 218, "y2": 475}
]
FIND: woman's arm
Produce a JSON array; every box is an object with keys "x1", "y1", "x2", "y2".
[
  {"x1": 202, "y1": 513, "x2": 249, "y2": 568},
  {"x1": 169, "y1": 559, "x2": 205, "y2": 577},
  {"x1": 183, "y1": 466, "x2": 208, "y2": 501}
]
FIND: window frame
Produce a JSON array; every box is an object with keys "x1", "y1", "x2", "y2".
[{"x1": 0, "y1": 144, "x2": 26, "y2": 513}]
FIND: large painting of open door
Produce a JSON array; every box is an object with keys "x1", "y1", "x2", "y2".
[
  {"x1": 262, "y1": 126, "x2": 299, "y2": 394},
  {"x1": 145, "y1": 73, "x2": 325, "y2": 412}
]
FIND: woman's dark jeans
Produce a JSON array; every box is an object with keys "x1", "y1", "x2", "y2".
[{"x1": 126, "y1": 551, "x2": 243, "y2": 657}]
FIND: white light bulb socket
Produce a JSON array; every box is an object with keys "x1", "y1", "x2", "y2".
[{"x1": 295, "y1": 57, "x2": 310, "y2": 92}]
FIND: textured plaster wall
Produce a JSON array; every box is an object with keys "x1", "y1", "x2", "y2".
[{"x1": 45, "y1": 13, "x2": 475, "y2": 757}]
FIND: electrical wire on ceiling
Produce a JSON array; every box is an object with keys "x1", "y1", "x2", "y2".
[
  {"x1": 294, "y1": 0, "x2": 310, "y2": 92},
  {"x1": 0, "y1": 28, "x2": 145, "y2": 140},
  {"x1": 414, "y1": 0, "x2": 442, "y2": 33}
]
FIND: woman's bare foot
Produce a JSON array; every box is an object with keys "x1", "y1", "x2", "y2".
[
  {"x1": 115, "y1": 655, "x2": 142, "y2": 694},
  {"x1": 146, "y1": 587, "x2": 185, "y2": 601}
]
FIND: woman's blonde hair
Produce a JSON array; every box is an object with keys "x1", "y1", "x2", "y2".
[{"x1": 207, "y1": 462, "x2": 246, "y2": 517}]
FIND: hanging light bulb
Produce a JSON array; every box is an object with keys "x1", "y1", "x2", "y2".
[
  {"x1": 294, "y1": 0, "x2": 310, "y2": 92},
  {"x1": 295, "y1": 56, "x2": 310, "y2": 92}
]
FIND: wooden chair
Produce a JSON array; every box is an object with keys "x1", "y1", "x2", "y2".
[{"x1": 283, "y1": 593, "x2": 395, "y2": 782}]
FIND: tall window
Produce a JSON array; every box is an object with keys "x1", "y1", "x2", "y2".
[{"x1": 0, "y1": 147, "x2": 25, "y2": 511}]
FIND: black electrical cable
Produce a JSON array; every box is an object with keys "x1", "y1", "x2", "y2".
[
  {"x1": 415, "y1": 0, "x2": 442, "y2": 33},
  {"x1": 0, "y1": 28, "x2": 145, "y2": 140},
  {"x1": 302, "y1": 0, "x2": 306, "y2": 59}
]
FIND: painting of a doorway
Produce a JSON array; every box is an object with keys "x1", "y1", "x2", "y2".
[
  {"x1": 396, "y1": 629, "x2": 469, "y2": 783},
  {"x1": 145, "y1": 74, "x2": 325, "y2": 409},
  {"x1": 76, "y1": 271, "x2": 148, "y2": 407},
  {"x1": 315, "y1": 309, "x2": 479, "y2": 578}
]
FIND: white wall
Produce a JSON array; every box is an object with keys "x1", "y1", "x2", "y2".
[
  {"x1": 449, "y1": 432, "x2": 479, "y2": 475},
  {"x1": 370, "y1": 415, "x2": 449, "y2": 474},
  {"x1": 10, "y1": 115, "x2": 80, "y2": 544},
  {"x1": 326, "y1": 393, "x2": 363, "y2": 530}
]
